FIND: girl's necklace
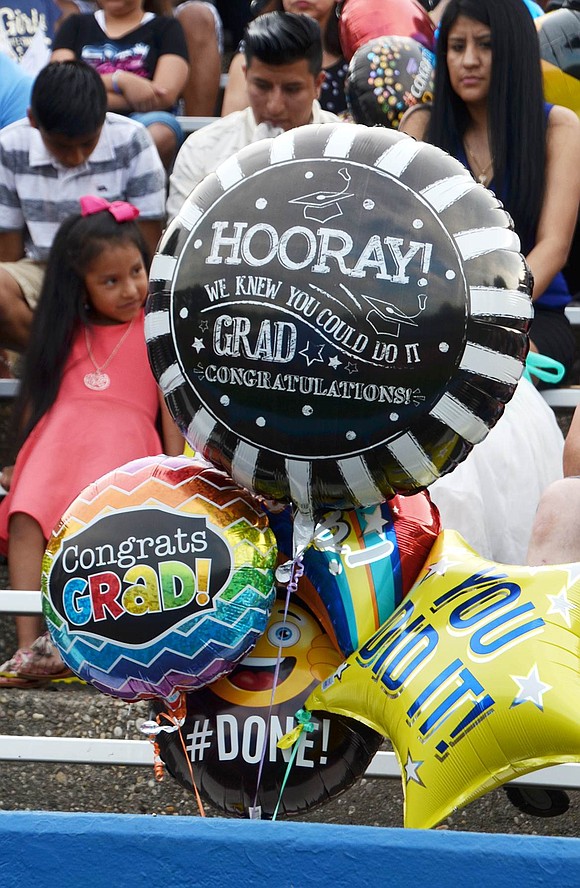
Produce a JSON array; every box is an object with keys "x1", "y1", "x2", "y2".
[
  {"x1": 83, "y1": 318, "x2": 135, "y2": 391},
  {"x1": 464, "y1": 142, "x2": 494, "y2": 186}
]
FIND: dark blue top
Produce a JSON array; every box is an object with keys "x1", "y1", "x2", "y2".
[{"x1": 457, "y1": 102, "x2": 570, "y2": 309}]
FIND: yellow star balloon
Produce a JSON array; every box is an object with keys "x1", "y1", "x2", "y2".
[{"x1": 304, "y1": 530, "x2": 580, "y2": 829}]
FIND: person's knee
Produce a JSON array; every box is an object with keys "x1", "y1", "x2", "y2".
[
  {"x1": 176, "y1": 2, "x2": 220, "y2": 48},
  {"x1": 0, "y1": 269, "x2": 33, "y2": 349},
  {"x1": 539, "y1": 477, "x2": 580, "y2": 520},
  {"x1": 527, "y1": 477, "x2": 580, "y2": 564},
  {"x1": 8, "y1": 511, "x2": 42, "y2": 544},
  {"x1": 0, "y1": 270, "x2": 26, "y2": 323},
  {"x1": 147, "y1": 122, "x2": 179, "y2": 170}
]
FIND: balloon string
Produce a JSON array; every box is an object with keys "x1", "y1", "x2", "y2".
[
  {"x1": 152, "y1": 741, "x2": 165, "y2": 782},
  {"x1": 271, "y1": 708, "x2": 315, "y2": 822},
  {"x1": 271, "y1": 737, "x2": 302, "y2": 822},
  {"x1": 523, "y1": 351, "x2": 565, "y2": 385},
  {"x1": 156, "y1": 708, "x2": 207, "y2": 818},
  {"x1": 250, "y1": 555, "x2": 305, "y2": 817}
]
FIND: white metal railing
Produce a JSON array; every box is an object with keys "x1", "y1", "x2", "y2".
[
  {"x1": 1, "y1": 590, "x2": 580, "y2": 789},
  {"x1": 2, "y1": 308, "x2": 579, "y2": 405},
  {"x1": 176, "y1": 115, "x2": 219, "y2": 133}
]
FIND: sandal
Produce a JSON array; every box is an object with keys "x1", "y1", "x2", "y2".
[
  {"x1": 0, "y1": 647, "x2": 35, "y2": 677},
  {"x1": 16, "y1": 632, "x2": 73, "y2": 681},
  {"x1": 0, "y1": 673, "x2": 44, "y2": 688},
  {"x1": 0, "y1": 648, "x2": 44, "y2": 688}
]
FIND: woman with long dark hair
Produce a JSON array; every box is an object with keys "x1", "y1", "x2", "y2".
[{"x1": 400, "y1": 0, "x2": 580, "y2": 377}]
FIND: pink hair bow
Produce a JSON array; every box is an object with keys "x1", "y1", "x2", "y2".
[{"x1": 80, "y1": 195, "x2": 140, "y2": 222}]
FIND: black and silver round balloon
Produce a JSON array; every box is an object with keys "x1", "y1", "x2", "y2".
[{"x1": 146, "y1": 123, "x2": 532, "y2": 515}]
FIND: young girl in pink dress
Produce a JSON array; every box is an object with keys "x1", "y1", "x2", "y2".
[{"x1": 0, "y1": 196, "x2": 183, "y2": 688}]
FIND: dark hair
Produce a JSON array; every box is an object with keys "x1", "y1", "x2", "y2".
[
  {"x1": 322, "y1": 2, "x2": 341, "y2": 58},
  {"x1": 15, "y1": 210, "x2": 149, "y2": 445},
  {"x1": 269, "y1": 1, "x2": 342, "y2": 57},
  {"x1": 244, "y1": 11, "x2": 323, "y2": 75},
  {"x1": 427, "y1": 0, "x2": 546, "y2": 247},
  {"x1": 30, "y1": 61, "x2": 107, "y2": 136},
  {"x1": 143, "y1": 0, "x2": 173, "y2": 14}
]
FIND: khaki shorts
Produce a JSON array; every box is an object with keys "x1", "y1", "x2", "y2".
[{"x1": 0, "y1": 259, "x2": 47, "y2": 310}]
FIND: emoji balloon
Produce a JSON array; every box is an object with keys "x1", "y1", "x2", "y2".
[
  {"x1": 152, "y1": 587, "x2": 383, "y2": 818},
  {"x1": 302, "y1": 530, "x2": 580, "y2": 829},
  {"x1": 42, "y1": 455, "x2": 277, "y2": 701}
]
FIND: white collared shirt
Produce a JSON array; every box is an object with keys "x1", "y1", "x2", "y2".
[{"x1": 167, "y1": 102, "x2": 338, "y2": 223}]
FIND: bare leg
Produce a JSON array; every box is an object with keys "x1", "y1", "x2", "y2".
[
  {"x1": 506, "y1": 475, "x2": 578, "y2": 813},
  {"x1": 0, "y1": 269, "x2": 33, "y2": 351},
  {"x1": 8, "y1": 512, "x2": 46, "y2": 648},
  {"x1": 175, "y1": 2, "x2": 222, "y2": 116},
  {"x1": 147, "y1": 122, "x2": 179, "y2": 172},
  {"x1": 526, "y1": 477, "x2": 580, "y2": 565}
]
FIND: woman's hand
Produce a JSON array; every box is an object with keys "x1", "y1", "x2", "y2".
[
  {"x1": 113, "y1": 71, "x2": 168, "y2": 112},
  {"x1": 0, "y1": 465, "x2": 14, "y2": 493}
]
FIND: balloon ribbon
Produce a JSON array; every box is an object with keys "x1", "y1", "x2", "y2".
[
  {"x1": 271, "y1": 708, "x2": 315, "y2": 821},
  {"x1": 140, "y1": 691, "x2": 206, "y2": 817},
  {"x1": 523, "y1": 351, "x2": 565, "y2": 385},
  {"x1": 249, "y1": 554, "x2": 305, "y2": 819}
]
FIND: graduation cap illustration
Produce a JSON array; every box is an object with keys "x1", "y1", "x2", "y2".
[
  {"x1": 365, "y1": 293, "x2": 428, "y2": 337},
  {"x1": 289, "y1": 167, "x2": 354, "y2": 223},
  {"x1": 341, "y1": 283, "x2": 428, "y2": 338}
]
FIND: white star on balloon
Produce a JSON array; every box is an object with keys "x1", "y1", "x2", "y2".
[
  {"x1": 420, "y1": 555, "x2": 457, "y2": 584},
  {"x1": 333, "y1": 662, "x2": 350, "y2": 682},
  {"x1": 361, "y1": 504, "x2": 387, "y2": 537},
  {"x1": 547, "y1": 589, "x2": 573, "y2": 628},
  {"x1": 511, "y1": 664, "x2": 552, "y2": 711},
  {"x1": 404, "y1": 752, "x2": 425, "y2": 786},
  {"x1": 192, "y1": 338, "x2": 205, "y2": 353}
]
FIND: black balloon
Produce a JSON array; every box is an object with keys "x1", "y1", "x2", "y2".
[
  {"x1": 152, "y1": 590, "x2": 383, "y2": 818},
  {"x1": 346, "y1": 35, "x2": 435, "y2": 129},
  {"x1": 536, "y1": 8, "x2": 580, "y2": 115},
  {"x1": 147, "y1": 123, "x2": 531, "y2": 515}
]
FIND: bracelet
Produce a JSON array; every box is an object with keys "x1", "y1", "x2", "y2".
[{"x1": 112, "y1": 70, "x2": 123, "y2": 95}]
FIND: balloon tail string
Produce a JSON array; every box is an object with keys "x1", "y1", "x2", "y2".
[
  {"x1": 175, "y1": 716, "x2": 206, "y2": 818},
  {"x1": 250, "y1": 555, "x2": 304, "y2": 816},
  {"x1": 152, "y1": 741, "x2": 165, "y2": 782},
  {"x1": 271, "y1": 736, "x2": 303, "y2": 822},
  {"x1": 154, "y1": 703, "x2": 206, "y2": 818}
]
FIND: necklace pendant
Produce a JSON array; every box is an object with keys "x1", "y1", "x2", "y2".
[{"x1": 84, "y1": 370, "x2": 111, "y2": 391}]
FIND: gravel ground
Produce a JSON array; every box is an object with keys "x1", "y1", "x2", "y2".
[
  {"x1": 1, "y1": 404, "x2": 579, "y2": 836},
  {"x1": 1, "y1": 678, "x2": 580, "y2": 835}
]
